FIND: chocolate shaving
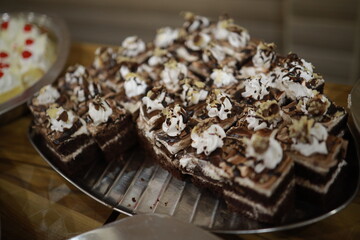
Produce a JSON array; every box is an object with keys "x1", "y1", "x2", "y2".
[{"x1": 57, "y1": 111, "x2": 68, "y2": 122}]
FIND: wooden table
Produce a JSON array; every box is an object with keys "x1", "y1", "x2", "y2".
[{"x1": 0, "y1": 43, "x2": 359, "y2": 240}]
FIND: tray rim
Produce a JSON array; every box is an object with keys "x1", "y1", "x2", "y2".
[
  {"x1": 27, "y1": 123, "x2": 360, "y2": 234},
  {"x1": 0, "y1": 11, "x2": 70, "y2": 116}
]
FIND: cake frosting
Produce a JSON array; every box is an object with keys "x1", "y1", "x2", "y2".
[
  {"x1": 245, "y1": 132, "x2": 283, "y2": 173},
  {"x1": 210, "y1": 68, "x2": 237, "y2": 88},
  {"x1": 36, "y1": 85, "x2": 60, "y2": 105},
  {"x1": 213, "y1": 18, "x2": 250, "y2": 48},
  {"x1": 181, "y1": 79, "x2": 208, "y2": 106},
  {"x1": 155, "y1": 27, "x2": 180, "y2": 48},
  {"x1": 191, "y1": 123, "x2": 226, "y2": 155},
  {"x1": 185, "y1": 32, "x2": 211, "y2": 51},
  {"x1": 88, "y1": 97, "x2": 113, "y2": 126},
  {"x1": 142, "y1": 87, "x2": 173, "y2": 113},
  {"x1": 242, "y1": 74, "x2": 271, "y2": 100},
  {"x1": 46, "y1": 106, "x2": 76, "y2": 132},
  {"x1": 124, "y1": 73, "x2": 148, "y2": 98},
  {"x1": 121, "y1": 36, "x2": 146, "y2": 57},
  {"x1": 202, "y1": 43, "x2": 226, "y2": 63},
  {"x1": 206, "y1": 90, "x2": 232, "y2": 120},
  {"x1": 289, "y1": 117, "x2": 328, "y2": 156},
  {"x1": 161, "y1": 60, "x2": 188, "y2": 92},
  {"x1": 182, "y1": 12, "x2": 210, "y2": 33},
  {"x1": 162, "y1": 104, "x2": 187, "y2": 137}
]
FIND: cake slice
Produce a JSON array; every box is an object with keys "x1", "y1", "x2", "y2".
[
  {"x1": 35, "y1": 104, "x2": 101, "y2": 175},
  {"x1": 178, "y1": 123, "x2": 294, "y2": 223},
  {"x1": 223, "y1": 128, "x2": 294, "y2": 223},
  {"x1": 277, "y1": 116, "x2": 348, "y2": 204},
  {"x1": 84, "y1": 96, "x2": 136, "y2": 162},
  {"x1": 28, "y1": 84, "x2": 71, "y2": 125}
]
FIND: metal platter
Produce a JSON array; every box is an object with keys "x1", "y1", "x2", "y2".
[
  {"x1": 0, "y1": 12, "x2": 70, "y2": 120},
  {"x1": 28, "y1": 122, "x2": 360, "y2": 234}
]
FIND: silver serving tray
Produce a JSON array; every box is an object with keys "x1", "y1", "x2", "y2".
[
  {"x1": 28, "y1": 123, "x2": 360, "y2": 234},
  {"x1": 0, "y1": 12, "x2": 70, "y2": 119}
]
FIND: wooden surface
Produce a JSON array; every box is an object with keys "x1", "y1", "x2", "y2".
[{"x1": 0, "y1": 43, "x2": 359, "y2": 240}]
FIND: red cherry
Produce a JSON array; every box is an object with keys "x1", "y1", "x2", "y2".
[
  {"x1": 0, "y1": 71, "x2": 4, "y2": 78},
  {"x1": 25, "y1": 38, "x2": 34, "y2": 45},
  {"x1": 0, "y1": 63, "x2": 10, "y2": 68},
  {"x1": 24, "y1": 24, "x2": 32, "y2": 32},
  {"x1": 0, "y1": 52, "x2": 9, "y2": 58},
  {"x1": 22, "y1": 50, "x2": 32, "y2": 58},
  {"x1": 1, "y1": 21, "x2": 8, "y2": 29}
]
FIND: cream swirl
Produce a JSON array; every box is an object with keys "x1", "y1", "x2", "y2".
[
  {"x1": 180, "y1": 79, "x2": 208, "y2": 106},
  {"x1": 210, "y1": 68, "x2": 237, "y2": 88},
  {"x1": 241, "y1": 74, "x2": 271, "y2": 100},
  {"x1": 46, "y1": 106, "x2": 75, "y2": 132},
  {"x1": 142, "y1": 88, "x2": 173, "y2": 113},
  {"x1": 154, "y1": 27, "x2": 179, "y2": 48},
  {"x1": 246, "y1": 109, "x2": 267, "y2": 131},
  {"x1": 191, "y1": 124, "x2": 226, "y2": 156},
  {"x1": 119, "y1": 65, "x2": 130, "y2": 79},
  {"x1": 206, "y1": 90, "x2": 232, "y2": 120},
  {"x1": 88, "y1": 97, "x2": 113, "y2": 126},
  {"x1": 121, "y1": 36, "x2": 146, "y2": 57},
  {"x1": 203, "y1": 43, "x2": 226, "y2": 63},
  {"x1": 227, "y1": 26, "x2": 250, "y2": 48},
  {"x1": 252, "y1": 42, "x2": 276, "y2": 70},
  {"x1": 245, "y1": 132, "x2": 283, "y2": 173},
  {"x1": 182, "y1": 12, "x2": 210, "y2": 32},
  {"x1": 73, "y1": 81, "x2": 101, "y2": 103},
  {"x1": 93, "y1": 47, "x2": 115, "y2": 70},
  {"x1": 124, "y1": 73, "x2": 148, "y2": 98},
  {"x1": 185, "y1": 33, "x2": 211, "y2": 51},
  {"x1": 65, "y1": 65, "x2": 87, "y2": 85},
  {"x1": 274, "y1": 69, "x2": 315, "y2": 100},
  {"x1": 176, "y1": 47, "x2": 199, "y2": 62},
  {"x1": 148, "y1": 49, "x2": 170, "y2": 66},
  {"x1": 161, "y1": 60, "x2": 188, "y2": 92},
  {"x1": 296, "y1": 94, "x2": 330, "y2": 116},
  {"x1": 213, "y1": 19, "x2": 232, "y2": 40},
  {"x1": 162, "y1": 104, "x2": 187, "y2": 137},
  {"x1": 213, "y1": 19, "x2": 250, "y2": 48},
  {"x1": 296, "y1": 59, "x2": 314, "y2": 82},
  {"x1": 247, "y1": 100, "x2": 282, "y2": 130},
  {"x1": 36, "y1": 85, "x2": 60, "y2": 105},
  {"x1": 289, "y1": 117, "x2": 328, "y2": 156}
]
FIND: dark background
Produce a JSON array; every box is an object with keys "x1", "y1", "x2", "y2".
[{"x1": 1, "y1": 0, "x2": 359, "y2": 84}]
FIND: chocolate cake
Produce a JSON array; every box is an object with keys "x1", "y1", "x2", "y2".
[
  {"x1": 33, "y1": 104, "x2": 102, "y2": 174},
  {"x1": 29, "y1": 12, "x2": 349, "y2": 224},
  {"x1": 85, "y1": 96, "x2": 136, "y2": 161},
  {"x1": 277, "y1": 116, "x2": 348, "y2": 204}
]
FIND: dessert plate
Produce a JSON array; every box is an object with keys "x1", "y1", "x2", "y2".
[
  {"x1": 28, "y1": 124, "x2": 360, "y2": 234},
  {"x1": 0, "y1": 12, "x2": 70, "y2": 119}
]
